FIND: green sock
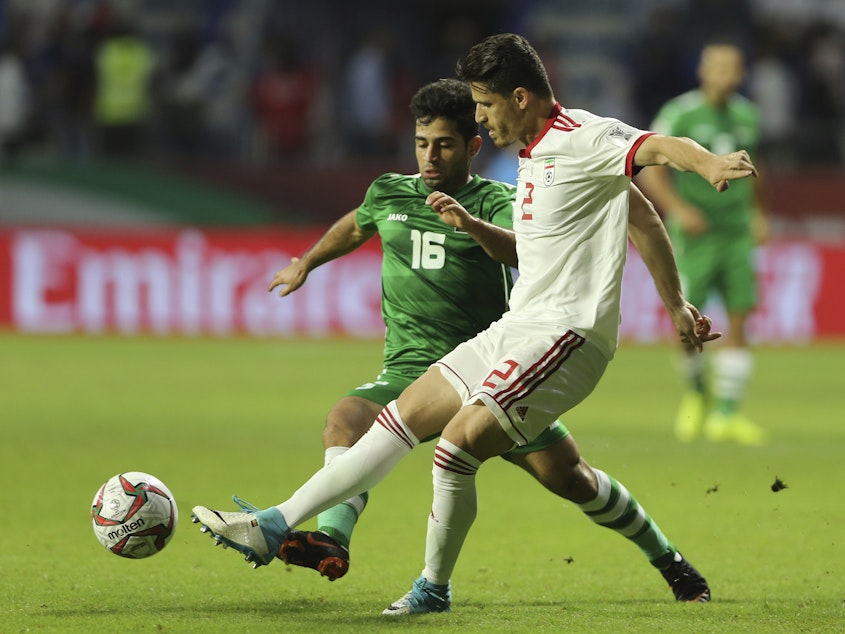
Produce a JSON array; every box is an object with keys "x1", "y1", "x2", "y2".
[
  {"x1": 579, "y1": 469, "x2": 676, "y2": 567},
  {"x1": 714, "y1": 396, "x2": 738, "y2": 415},
  {"x1": 316, "y1": 492, "x2": 368, "y2": 549}
]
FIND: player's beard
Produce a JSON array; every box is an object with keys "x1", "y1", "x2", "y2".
[{"x1": 489, "y1": 124, "x2": 515, "y2": 149}]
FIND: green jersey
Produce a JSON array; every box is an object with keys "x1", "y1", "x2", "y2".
[
  {"x1": 356, "y1": 173, "x2": 515, "y2": 376},
  {"x1": 651, "y1": 90, "x2": 760, "y2": 233}
]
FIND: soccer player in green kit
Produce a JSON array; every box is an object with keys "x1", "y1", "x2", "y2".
[
  {"x1": 638, "y1": 41, "x2": 768, "y2": 445},
  {"x1": 264, "y1": 78, "x2": 709, "y2": 601}
]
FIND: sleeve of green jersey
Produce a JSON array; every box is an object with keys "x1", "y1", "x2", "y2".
[
  {"x1": 355, "y1": 175, "x2": 389, "y2": 232},
  {"x1": 482, "y1": 182, "x2": 515, "y2": 230}
]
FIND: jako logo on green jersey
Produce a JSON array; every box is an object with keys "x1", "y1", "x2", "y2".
[{"x1": 387, "y1": 213, "x2": 408, "y2": 221}]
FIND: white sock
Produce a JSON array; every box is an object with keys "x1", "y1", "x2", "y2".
[
  {"x1": 324, "y1": 446, "x2": 348, "y2": 466},
  {"x1": 277, "y1": 401, "x2": 418, "y2": 527},
  {"x1": 421, "y1": 438, "x2": 481, "y2": 586},
  {"x1": 712, "y1": 348, "x2": 753, "y2": 402},
  {"x1": 323, "y1": 446, "x2": 367, "y2": 516}
]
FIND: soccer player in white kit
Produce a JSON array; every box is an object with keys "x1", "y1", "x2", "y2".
[{"x1": 192, "y1": 33, "x2": 758, "y2": 614}]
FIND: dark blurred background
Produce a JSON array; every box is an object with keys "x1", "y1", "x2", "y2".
[{"x1": 1, "y1": 0, "x2": 843, "y2": 227}]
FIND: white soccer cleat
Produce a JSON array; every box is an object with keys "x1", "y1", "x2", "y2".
[{"x1": 191, "y1": 504, "x2": 289, "y2": 567}]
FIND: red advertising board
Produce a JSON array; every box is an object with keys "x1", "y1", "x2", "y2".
[
  {"x1": 0, "y1": 228, "x2": 842, "y2": 341},
  {"x1": 620, "y1": 239, "x2": 844, "y2": 342},
  {"x1": 0, "y1": 228, "x2": 385, "y2": 336}
]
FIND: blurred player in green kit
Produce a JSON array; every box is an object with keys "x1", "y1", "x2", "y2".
[{"x1": 638, "y1": 41, "x2": 768, "y2": 445}]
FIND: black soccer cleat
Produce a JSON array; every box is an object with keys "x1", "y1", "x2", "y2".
[
  {"x1": 661, "y1": 552, "x2": 711, "y2": 602},
  {"x1": 278, "y1": 530, "x2": 350, "y2": 581}
]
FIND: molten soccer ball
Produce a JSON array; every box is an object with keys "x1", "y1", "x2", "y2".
[{"x1": 91, "y1": 471, "x2": 178, "y2": 559}]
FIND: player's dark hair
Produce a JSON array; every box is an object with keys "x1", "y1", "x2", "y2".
[
  {"x1": 456, "y1": 33, "x2": 552, "y2": 99},
  {"x1": 409, "y1": 78, "x2": 479, "y2": 143}
]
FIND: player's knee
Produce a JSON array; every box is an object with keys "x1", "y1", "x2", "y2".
[
  {"x1": 570, "y1": 461, "x2": 599, "y2": 503},
  {"x1": 543, "y1": 459, "x2": 597, "y2": 504},
  {"x1": 323, "y1": 409, "x2": 368, "y2": 448}
]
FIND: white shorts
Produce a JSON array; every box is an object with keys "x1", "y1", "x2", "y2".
[{"x1": 435, "y1": 315, "x2": 608, "y2": 446}]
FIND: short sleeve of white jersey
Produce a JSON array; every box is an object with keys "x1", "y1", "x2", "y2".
[{"x1": 568, "y1": 114, "x2": 652, "y2": 178}]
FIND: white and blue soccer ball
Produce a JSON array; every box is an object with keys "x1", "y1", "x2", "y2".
[{"x1": 91, "y1": 471, "x2": 178, "y2": 559}]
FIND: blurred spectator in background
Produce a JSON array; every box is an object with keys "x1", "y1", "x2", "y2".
[
  {"x1": 92, "y1": 18, "x2": 155, "y2": 157},
  {"x1": 154, "y1": 24, "x2": 240, "y2": 159},
  {"x1": 48, "y1": 10, "x2": 98, "y2": 160},
  {"x1": 748, "y1": 22, "x2": 798, "y2": 168},
  {"x1": 249, "y1": 32, "x2": 320, "y2": 161},
  {"x1": 430, "y1": 15, "x2": 481, "y2": 82},
  {"x1": 155, "y1": 25, "x2": 207, "y2": 157},
  {"x1": 629, "y1": 5, "x2": 688, "y2": 126},
  {"x1": 799, "y1": 22, "x2": 845, "y2": 165},
  {"x1": 343, "y1": 27, "x2": 398, "y2": 158},
  {"x1": 0, "y1": 37, "x2": 31, "y2": 163},
  {"x1": 197, "y1": 31, "x2": 242, "y2": 160}
]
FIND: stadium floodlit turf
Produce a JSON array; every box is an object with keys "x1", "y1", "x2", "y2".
[{"x1": 1, "y1": 333, "x2": 842, "y2": 632}]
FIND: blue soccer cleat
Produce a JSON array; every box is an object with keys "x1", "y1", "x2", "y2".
[{"x1": 382, "y1": 576, "x2": 452, "y2": 615}]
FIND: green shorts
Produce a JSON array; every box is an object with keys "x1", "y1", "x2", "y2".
[
  {"x1": 345, "y1": 367, "x2": 419, "y2": 405},
  {"x1": 346, "y1": 368, "x2": 571, "y2": 456},
  {"x1": 671, "y1": 228, "x2": 757, "y2": 313}
]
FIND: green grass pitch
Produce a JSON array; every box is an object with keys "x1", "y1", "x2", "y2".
[{"x1": 1, "y1": 332, "x2": 842, "y2": 632}]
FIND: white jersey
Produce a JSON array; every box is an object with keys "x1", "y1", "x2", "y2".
[{"x1": 509, "y1": 104, "x2": 653, "y2": 359}]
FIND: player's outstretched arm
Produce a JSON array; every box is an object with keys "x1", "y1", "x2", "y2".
[
  {"x1": 627, "y1": 184, "x2": 721, "y2": 352},
  {"x1": 634, "y1": 134, "x2": 757, "y2": 192},
  {"x1": 268, "y1": 209, "x2": 375, "y2": 297},
  {"x1": 427, "y1": 191, "x2": 518, "y2": 267}
]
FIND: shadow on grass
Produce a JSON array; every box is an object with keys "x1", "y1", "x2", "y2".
[
  {"x1": 43, "y1": 595, "x2": 731, "y2": 620},
  {"x1": 41, "y1": 598, "x2": 454, "y2": 628}
]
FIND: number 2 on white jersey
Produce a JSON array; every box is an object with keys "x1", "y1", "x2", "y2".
[{"x1": 520, "y1": 182, "x2": 534, "y2": 220}]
